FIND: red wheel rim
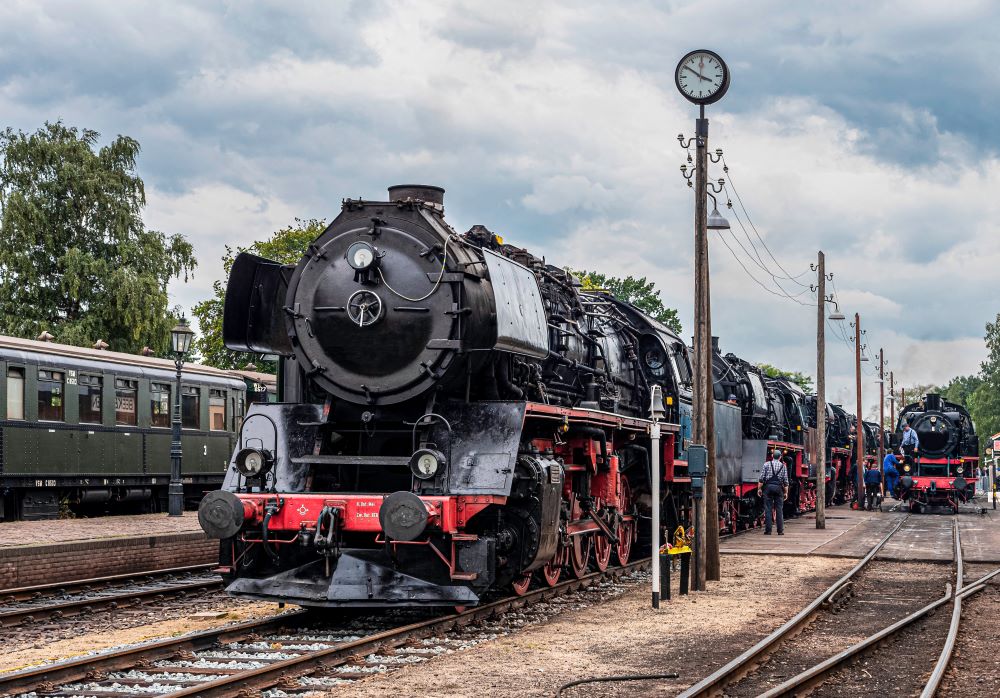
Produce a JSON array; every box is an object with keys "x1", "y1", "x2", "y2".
[
  {"x1": 570, "y1": 535, "x2": 591, "y2": 578},
  {"x1": 541, "y1": 558, "x2": 562, "y2": 586},
  {"x1": 594, "y1": 532, "x2": 611, "y2": 571},
  {"x1": 614, "y1": 520, "x2": 633, "y2": 564},
  {"x1": 512, "y1": 573, "x2": 532, "y2": 596}
]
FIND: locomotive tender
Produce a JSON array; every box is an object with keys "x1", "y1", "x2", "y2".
[
  {"x1": 895, "y1": 393, "x2": 978, "y2": 512},
  {"x1": 198, "y1": 185, "x2": 859, "y2": 608}
]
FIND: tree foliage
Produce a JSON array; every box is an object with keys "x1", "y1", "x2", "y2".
[
  {"x1": 575, "y1": 271, "x2": 682, "y2": 334},
  {"x1": 192, "y1": 219, "x2": 326, "y2": 371},
  {"x1": 967, "y1": 314, "x2": 1000, "y2": 448},
  {"x1": 0, "y1": 122, "x2": 195, "y2": 352},
  {"x1": 756, "y1": 362, "x2": 813, "y2": 392},
  {"x1": 939, "y1": 375, "x2": 982, "y2": 407}
]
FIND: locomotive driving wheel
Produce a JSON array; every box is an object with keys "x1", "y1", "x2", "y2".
[
  {"x1": 614, "y1": 478, "x2": 635, "y2": 565},
  {"x1": 541, "y1": 557, "x2": 562, "y2": 586},
  {"x1": 511, "y1": 573, "x2": 532, "y2": 596},
  {"x1": 593, "y1": 530, "x2": 612, "y2": 571},
  {"x1": 569, "y1": 534, "x2": 592, "y2": 578}
]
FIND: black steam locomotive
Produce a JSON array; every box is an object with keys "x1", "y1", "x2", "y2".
[
  {"x1": 198, "y1": 185, "x2": 689, "y2": 607},
  {"x1": 895, "y1": 393, "x2": 979, "y2": 512},
  {"x1": 198, "y1": 185, "x2": 858, "y2": 608}
]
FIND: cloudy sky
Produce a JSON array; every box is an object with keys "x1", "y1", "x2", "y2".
[{"x1": 2, "y1": 0, "x2": 997, "y2": 413}]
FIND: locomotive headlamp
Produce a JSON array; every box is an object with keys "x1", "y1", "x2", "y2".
[
  {"x1": 235, "y1": 447, "x2": 274, "y2": 478},
  {"x1": 347, "y1": 241, "x2": 377, "y2": 271},
  {"x1": 409, "y1": 448, "x2": 445, "y2": 480},
  {"x1": 904, "y1": 464, "x2": 911, "y2": 473},
  {"x1": 957, "y1": 464, "x2": 964, "y2": 475}
]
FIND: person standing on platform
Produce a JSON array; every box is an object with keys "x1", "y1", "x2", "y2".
[
  {"x1": 758, "y1": 449, "x2": 789, "y2": 535},
  {"x1": 864, "y1": 462, "x2": 883, "y2": 511},
  {"x1": 883, "y1": 451, "x2": 900, "y2": 499}
]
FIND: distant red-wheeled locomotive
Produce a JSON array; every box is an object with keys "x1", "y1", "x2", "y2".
[{"x1": 894, "y1": 393, "x2": 979, "y2": 513}]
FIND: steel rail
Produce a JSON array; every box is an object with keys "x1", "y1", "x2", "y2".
[
  {"x1": 2, "y1": 559, "x2": 649, "y2": 697},
  {"x1": 676, "y1": 515, "x2": 909, "y2": 698},
  {"x1": 0, "y1": 564, "x2": 216, "y2": 602},
  {"x1": 760, "y1": 566, "x2": 1000, "y2": 697},
  {"x1": 0, "y1": 577, "x2": 222, "y2": 628},
  {"x1": 922, "y1": 520, "x2": 963, "y2": 698},
  {"x1": 0, "y1": 610, "x2": 308, "y2": 695},
  {"x1": 167, "y1": 558, "x2": 651, "y2": 698},
  {"x1": 758, "y1": 520, "x2": 961, "y2": 698}
]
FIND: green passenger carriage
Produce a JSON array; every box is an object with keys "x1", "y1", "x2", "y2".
[{"x1": 0, "y1": 335, "x2": 257, "y2": 520}]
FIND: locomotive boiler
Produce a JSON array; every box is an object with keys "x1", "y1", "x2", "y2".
[
  {"x1": 895, "y1": 393, "x2": 979, "y2": 512},
  {"x1": 197, "y1": 185, "x2": 683, "y2": 607}
]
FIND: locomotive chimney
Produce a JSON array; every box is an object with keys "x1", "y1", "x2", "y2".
[{"x1": 388, "y1": 184, "x2": 445, "y2": 206}]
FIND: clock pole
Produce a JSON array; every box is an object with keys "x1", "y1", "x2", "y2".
[
  {"x1": 694, "y1": 103, "x2": 719, "y2": 589},
  {"x1": 676, "y1": 50, "x2": 729, "y2": 592}
]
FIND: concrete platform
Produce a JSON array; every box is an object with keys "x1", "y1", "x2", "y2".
[
  {"x1": 0, "y1": 513, "x2": 213, "y2": 589},
  {"x1": 720, "y1": 502, "x2": 1000, "y2": 562}
]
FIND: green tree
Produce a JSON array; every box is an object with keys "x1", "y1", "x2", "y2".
[
  {"x1": 576, "y1": 271, "x2": 682, "y2": 334},
  {"x1": 756, "y1": 362, "x2": 813, "y2": 393},
  {"x1": 0, "y1": 122, "x2": 195, "y2": 352},
  {"x1": 968, "y1": 314, "x2": 1000, "y2": 449},
  {"x1": 192, "y1": 219, "x2": 325, "y2": 370},
  {"x1": 939, "y1": 374, "x2": 982, "y2": 407}
]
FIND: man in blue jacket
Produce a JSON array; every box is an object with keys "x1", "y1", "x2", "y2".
[
  {"x1": 864, "y1": 463, "x2": 883, "y2": 511},
  {"x1": 883, "y1": 452, "x2": 900, "y2": 499}
]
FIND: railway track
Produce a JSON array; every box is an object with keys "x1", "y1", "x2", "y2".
[
  {"x1": 0, "y1": 559, "x2": 650, "y2": 697},
  {"x1": 0, "y1": 566, "x2": 222, "y2": 629},
  {"x1": 678, "y1": 517, "x2": 1000, "y2": 698}
]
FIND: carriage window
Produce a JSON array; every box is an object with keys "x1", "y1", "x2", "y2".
[
  {"x1": 115, "y1": 377, "x2": 138, "y2": 426},
  {"x1": 7, "y1": 367, "x2": 24, "y2": 420},
  {"x1": 209, "y1": 389, "x2": 226, "y2": 431},
  {"x1": 38, "y1": 369, "x2": 64, "y2": 421},
  {"x1": 182, "y1": 386, "x2": 200, "y2": 429},
  {"x1": 78, "y1": 374, "x2": 103, "y2": 424},
  {"x1": 150, "y1": 382, "x2": 171, "y2": 428}
]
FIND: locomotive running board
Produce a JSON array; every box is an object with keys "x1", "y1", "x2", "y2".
[{"x1": 225, "y1": 550, "x2": 480, "y2": 607}]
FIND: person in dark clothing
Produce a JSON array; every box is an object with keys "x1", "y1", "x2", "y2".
[
  {"x1": 882, "y1": 452, "x2": 900, "y2": 498},
  {"x1": 864, "y1": 463, "x2": 883, "y2": 511},
  {"x1": 758, "y1": 450, "x2": 789, "y2": 535}
]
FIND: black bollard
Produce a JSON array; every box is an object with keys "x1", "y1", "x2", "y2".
[
  {"x1": 680, "y1": 552, "x2": 690, "y2": 595},
  {"x1": 660, "y1": 551, "x2": 671, "y2": 600}
]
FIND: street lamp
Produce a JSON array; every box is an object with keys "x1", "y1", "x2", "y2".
[{"x1": 169, "y1": 315, "x2": 195, "y2": 517}]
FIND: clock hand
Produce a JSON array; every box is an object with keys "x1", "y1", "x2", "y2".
[{"x1": 682, "y1": 65, "x2": 710, "y2": 82}]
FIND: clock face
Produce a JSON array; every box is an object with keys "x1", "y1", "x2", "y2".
[{"x1": 675, "y1": 50, "x2": 729, "y2": 105}]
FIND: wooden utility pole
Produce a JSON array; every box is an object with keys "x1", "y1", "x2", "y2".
[
  {"x1": 692, "y1": 104, "x2": 711, "y2": 591},
  {"x1": 854, "y1": 313, "x2": 865, "y2": 505},
  {"x1": 815, "y1": 251, "x2": 827, "y2": 529},
  {"x1": 878, "y1": 349, "x2": 885, "y2": 461},
  {"x1": 889, "y1": 371, "x2": 895, "y2": 429}
]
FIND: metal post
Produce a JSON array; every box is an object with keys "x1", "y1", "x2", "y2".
[
  {"x1": 854, "y1": 313, "x2": 865, "y2": 507},
  {"x1": 650, "y1": 420, "x2": 661, "y2": 608},
  {"x1": 168, "y1": 358, "x2": 184, "y2": 516},
  {"x1": 879, "y1": 348, "x2": 885, "y2": 494},
  {"x1": 692, "y1": 104, "x2": 710, "y2": 591},
  {"x1": 815, "y1": 251, "x2": 827, "y2": 529},
  {"x1": 991, "y1": 456, "x2": 996, "y2": 510}
]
